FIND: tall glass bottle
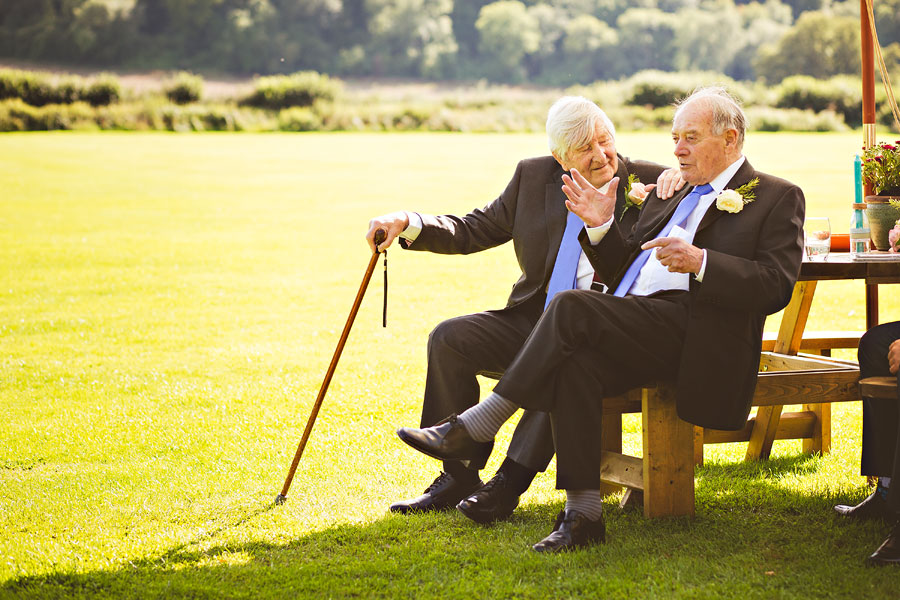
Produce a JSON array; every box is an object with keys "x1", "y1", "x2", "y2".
[
  {"x1": 851, "y1": 154, "x2": 871, "y2": 256},
  {"x1": 850, "y1": 203, "x2": 871, "y2": 256}
]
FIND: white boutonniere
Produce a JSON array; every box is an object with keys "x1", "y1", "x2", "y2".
[
  {"x1": 715, "y1": 177, "x2": 759, "y2": 214},
  {"x1": 620, "y1": 174, "x2": 651, "y2": 220}
]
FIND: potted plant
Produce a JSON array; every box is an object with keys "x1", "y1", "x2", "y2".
[{"x1": 862, "y1": 140, "x2": 900, "y2": 250}]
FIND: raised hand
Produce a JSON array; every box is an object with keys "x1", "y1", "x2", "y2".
[{"x1": 561, "y1": 169, "x2": 618, "y2": 228}]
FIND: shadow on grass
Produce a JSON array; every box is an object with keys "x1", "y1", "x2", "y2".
[{"x1": 5, "y1": 455, "x2": 898, "y2": 599}]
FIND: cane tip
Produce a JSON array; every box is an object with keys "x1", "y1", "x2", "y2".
[{"x1": 274, "y1": 493, "x2": 287, "y2": 506}]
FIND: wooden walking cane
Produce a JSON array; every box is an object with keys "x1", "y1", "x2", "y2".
[{"x1": 275, "y1": 229, "x2": 387, "y2": 505}]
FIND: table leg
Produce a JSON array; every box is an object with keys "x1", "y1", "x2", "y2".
[
  {"x1": 746, "y1": 280, "x2": 817, "y2": 461},
  {"x1": 866, "y1": 283, "x2": 879, "y2": 330},
  {"x1": 642, "y1": 385, "x2": 695, "y2": 518}
]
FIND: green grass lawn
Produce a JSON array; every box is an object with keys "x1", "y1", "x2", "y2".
[{"x1": 2, "y1": 131, "x2": 899, "y2": 598}]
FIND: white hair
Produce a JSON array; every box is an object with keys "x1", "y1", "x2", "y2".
[
  {"x1": 546, "y1": 96, "x2": 616, "y2": 163},
  {"x1": 675, "y1": 86, "x2": 746, "y2": 150}
]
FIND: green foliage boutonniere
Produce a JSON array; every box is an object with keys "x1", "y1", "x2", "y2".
[{"x1": 715, "y1": 177, "x2": 759, "y2": 214}]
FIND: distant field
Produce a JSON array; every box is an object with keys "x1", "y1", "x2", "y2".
[{"x1": 1, "y1": 132, "x2": 898, "y2": 598}]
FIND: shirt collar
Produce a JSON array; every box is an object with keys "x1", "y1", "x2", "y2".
[{"x1": 706, "y1": 155, "x2": 746, "y2": 196}]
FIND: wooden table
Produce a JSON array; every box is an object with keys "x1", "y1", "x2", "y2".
[
  {"x1": 745, "y1": 253, "x2": 900, "y2": 461},
  {"x1": 598, "y1": 253, "x2": 900, "y2": 518}
]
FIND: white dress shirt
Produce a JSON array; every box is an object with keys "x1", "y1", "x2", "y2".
[{"x1": 585, "y1": 156, "x2": 746, "y2": 296}]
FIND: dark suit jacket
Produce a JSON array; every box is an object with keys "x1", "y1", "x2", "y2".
[
  {"x1": 584, "y1": 159, "x2": 805, "y2": 430},
  {"x1": 402, "y1": 154, "x2": 666, "y2": 309}
]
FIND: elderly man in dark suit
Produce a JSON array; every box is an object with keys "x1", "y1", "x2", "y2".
[
  {"x1": 366, "y1": 96, "x2": 682, "y2": 523},
  {"x1": 397, "y1": 86, "x2": 806, "y2": 551},
  {"x1": 834, "y1": 320, "x2": 900, "y2": 566}
]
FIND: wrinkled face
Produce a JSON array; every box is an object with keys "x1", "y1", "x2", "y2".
[
  {"x1": 555, "y1": 121, "x2": 618, "y2": 189},
  {"x1": 671, "y1": 101, "x2": 734, "y2": 186}
]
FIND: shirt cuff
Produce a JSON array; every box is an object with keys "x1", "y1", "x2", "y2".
[
  {"x1": 399, "y1": 211, "x2": 422, "y2": 242},
  {"x1": 585, "y1": 215, "x2": 614, "y2": 245},
  {"x1": 695, "y1": 249, "x2": 708, "y2": 282}
]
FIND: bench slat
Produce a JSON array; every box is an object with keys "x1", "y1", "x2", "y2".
[
  {"x1": 761, "y1": 330, "x2": 861, "y2": 352},
  {"x1": 859, "y1": 376, "x2": 898, "y2": 400}
]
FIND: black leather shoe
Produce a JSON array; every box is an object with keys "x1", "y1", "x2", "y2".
[
  {"x1": 532, "y1": 509, "x2": 606, "y2": 553},
  {"x1": 389, "y1": 471, "x2": 483, "y2": 514},
  {"x1": 397, "y1": 414, "x2": 494, "y2": 470},
  {"x1": 867, "y1": 521, "x2": 900, "y2": 566},
  {"x1": 457, "y1": 472, "x2": 520, "y2": 524},
  {"x1": 834, "y1": 490, "x2": 892, "y2": 520}
]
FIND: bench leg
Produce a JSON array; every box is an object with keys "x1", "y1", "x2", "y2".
[
  {"x1": 801, "y1": 402, "x2": 831, "y2": 455},
  {"x1": 642, "y1": 385, "x2": 695, "y2": 518},
  {"x1": 693, "y1": 426, "x2": 704, "y2": 466},
  {"x1": 599, "y1": 412, "x2": 624, "y2": 498}
]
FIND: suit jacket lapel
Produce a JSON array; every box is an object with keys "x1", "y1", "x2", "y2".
[
  {"x1": 543, "y1": 164, "x2": 568, "y2": 278},
  {"x1": 612, "y1": 156, "x2": 631, "y2": 221},
  {"x1": 697, "y1": 160, "x2": 756, "y2": 233},
  {"x1": 640, "y1": 184, "x2": 693, "y2": 244}
]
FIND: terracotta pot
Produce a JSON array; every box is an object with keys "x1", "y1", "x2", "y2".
[{"x1": 865, "y1": 195, "x2": 900, "y2": 251}]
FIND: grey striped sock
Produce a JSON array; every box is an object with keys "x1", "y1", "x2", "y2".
[
  {"x1": 565, "y1": 489, "x2": 604, "y2": 521},
  {"x1": 457, "y1": 392, "x2": 517, "y2": 442}
]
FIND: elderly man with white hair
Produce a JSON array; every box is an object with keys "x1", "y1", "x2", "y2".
[
  {"x1": 367, "y1": 96, "x2": 682, "y2": 523},
  {"x1": 397, "y1": 87, "x2": 806, "y2": 551}
]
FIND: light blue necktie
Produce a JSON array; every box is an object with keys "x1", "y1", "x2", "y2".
[
  {"x1": 545, "y1": 210, "x2": 584, "y2": 309},
  {"x1": 612, "y1": 183, "x2": 713, "y2": 298}
]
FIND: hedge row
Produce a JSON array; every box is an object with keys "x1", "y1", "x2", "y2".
[
  {"x1": 3, "y1": 67, "x2": 891, "y2": 125},
  {"x1": 0, "y1": 97, "x2": 871, "y2": 133},
  {"x1": 0, "y1": 69, "x2": 122, "y2": 107}
]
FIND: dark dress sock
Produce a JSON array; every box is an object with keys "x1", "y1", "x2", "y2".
[
  {"x1": 497, "y1": 457, "x2": 538, "y2": 496},
  {"x1": 443, "y1": 460, "x2": 480, "y2": 485}
]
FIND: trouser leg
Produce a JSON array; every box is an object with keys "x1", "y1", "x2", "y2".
[
  {"x1": 495, "y1": 290, "x2": 689, "y2": 489},
  {"x1": 858, "y1": 321, "x2": 900, "y2": 511},
  {"x1": 421, "y1": 297, "x2": 552, "y2": 473},
  {"x1": 506, "y1": 410, "x2": 555, "y2": 473}
]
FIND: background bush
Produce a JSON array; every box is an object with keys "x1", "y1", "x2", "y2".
[
  {"x1": 240, "y1": 71, "x2": 341, "y2": 110},
  {"x1": 82, "y1": 74, "x2": 122, "y2": 107},
  {"x1": 163, "y1": 72, "x2": 203, "y2": 105},
  {"x1": 0, "y1": 69, "x2": 122, "y2": 107},
  {"x1": 774, "y1": 75, "x2": 867, "y2": 128},
  {"x1": 746, "y1": 106, "x2": 849, "y2": 132}
]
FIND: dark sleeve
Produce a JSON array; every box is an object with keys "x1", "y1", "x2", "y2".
[
  {"x1": 698, "y1": 183, "x2": 805, "y2": 315},
  {"x1": 401, "y1": 161, "x2": 523, "y2": 255}
]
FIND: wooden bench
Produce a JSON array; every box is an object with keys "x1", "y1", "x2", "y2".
[
  {"x1": 598, "y1": 350, "x2": 862, "y2": 518},
  {"x1": 859, "y1": 376, "x2": 898, "y2": 399},
  {"x1": 760, "y1": 330, "x2": 862, "y2": 356}
]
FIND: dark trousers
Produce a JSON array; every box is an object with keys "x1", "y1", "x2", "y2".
[
  {"x1": 858, "y1": 320, "x2": 900, "y2": 510},
  {"x1": 495, "y1": 289, "x2": 690, "y2": 489},
  {"x1": 421, "y1": 294, "x2": 555, "y2": 473}
]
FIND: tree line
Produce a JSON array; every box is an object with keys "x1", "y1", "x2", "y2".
[{"x1": 1, "y1": 0, "x2": 899, "y2": 85}]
